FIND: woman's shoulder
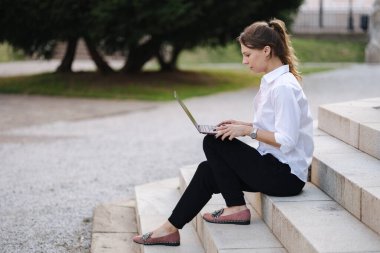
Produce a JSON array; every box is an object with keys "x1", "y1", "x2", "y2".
[{"x1": 272, "y1": 73, "x2": 301, "y2": 91}]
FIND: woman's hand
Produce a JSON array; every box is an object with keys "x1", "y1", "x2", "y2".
[
  {"x1": 217, "y1": 119, "x2": 252, "y2": 127},
  {"x1": 215, "y1": 124, "x2": 252, "y2": 141}
]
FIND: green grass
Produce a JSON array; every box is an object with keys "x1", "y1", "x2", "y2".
[
  {"x1": 1, "y1": 36, "x2": 359, "y2": 101},
  {"x1": 0, "y1": 70, "x2": 261, "y2": 101},
  {"x1": 178, "y1": 36, "x2": 366, "y2": 64},
  {"x1": 292, "y1": 37, "x2": 366, "y2": 62},
  {"x1": 0, "y1": 65, "x2": 332, "y2": 101}
]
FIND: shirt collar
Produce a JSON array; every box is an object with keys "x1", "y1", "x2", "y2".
[{"x1": 261, "y1": 65, "x2": 289, "y2": 86}]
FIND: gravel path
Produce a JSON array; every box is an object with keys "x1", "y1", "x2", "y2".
[{"x1": 0, "y1": 62, "x2": 379, "y2": 252}]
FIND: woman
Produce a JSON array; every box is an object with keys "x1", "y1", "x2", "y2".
[{"x1": 133, "y1": 18, "x2": 314, "y2": 246}]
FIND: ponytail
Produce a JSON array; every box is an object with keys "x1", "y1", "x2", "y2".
[
  {"x1": 268, "y1": 19, "x2": 301, "y2": 81},
  {"x1": 238, "y1": 18, "x2": 302, "y2": 81}
]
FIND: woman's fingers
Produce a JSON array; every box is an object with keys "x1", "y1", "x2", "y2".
[
  {"x1": 216, "y1": 124, "x2": 244, "y2": 140},
  {"x1": 216, "y1": 125, "x2": 227, "y2": 131},
  {"x1": 215, "y1": 128, "x2": 226, "y2": 138},
  {"x1": 221, "y1": 129, "x2": 233, "y2": 141},
  {"x1": 216, "y1": 127, "x2": 228, "y2": 139},
  {"x1": 217, "y1": 119, "x2": 236, "y2": 127}
]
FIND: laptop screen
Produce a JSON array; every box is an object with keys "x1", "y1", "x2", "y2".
[{"x1": 174, "y1": 91, "x2": 199, "y2": 129}]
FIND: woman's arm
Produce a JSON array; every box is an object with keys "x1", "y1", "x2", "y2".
[
  {"x1": 215, "y1": 124, "x2": 281, "y2": 148},
  {"x1": 250, "y1": 126, "x2": 281, "y2": 148}
]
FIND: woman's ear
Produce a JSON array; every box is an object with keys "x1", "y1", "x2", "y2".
[{"x1": 263, "y1": 46, "x2": 271, "y2": 56}]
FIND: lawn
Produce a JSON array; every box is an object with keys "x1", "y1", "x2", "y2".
[
  {"x1": 0, "y1": 36, "x2": 362, "y2": 100},
  {"x1": 292, "y1": 36, "x2": 366, "y2": 62},
  {"x1": 0, "y1": 70, "x2": 261, "y2": 101}
]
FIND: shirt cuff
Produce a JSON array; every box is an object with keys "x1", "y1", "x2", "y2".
[{"x1": 274, "y1": 132, "x2": 295, "y2": 154}]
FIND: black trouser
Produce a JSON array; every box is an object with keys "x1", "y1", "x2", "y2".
[{"x1": 168, "y1": 135, "x2": 305, "y2": 229}]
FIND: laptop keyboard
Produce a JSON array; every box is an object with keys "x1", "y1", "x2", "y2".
[{"x1": 199, "y1": 125, "x2": 216, "y2": 133}]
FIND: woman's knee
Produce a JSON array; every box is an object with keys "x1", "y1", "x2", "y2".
[
  {"x1": 195, "y1": 161, "x2": 212, "y2": 178},
  {"x1": 203, "y1": 134, "x2": 219, "y2": 152},
  {"x1": 193, "y1": 161, "x2": 218, "y2": 192}
]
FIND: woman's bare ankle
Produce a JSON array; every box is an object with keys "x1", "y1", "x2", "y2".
[
  {"x1": 163, "y1": 220, "x2": 178, "y2": 233},
  {"x1": 223, "y1": 205, "x2": 248, "y2": 215}
]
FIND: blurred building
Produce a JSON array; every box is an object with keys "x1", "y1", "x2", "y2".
[{"x1": 292, "y1": 0, "x2": 375, "y2": 34}]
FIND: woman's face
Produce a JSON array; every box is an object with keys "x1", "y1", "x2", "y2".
[{"x1": 240, "y1": 43, "x2": 270, "y2": 73}]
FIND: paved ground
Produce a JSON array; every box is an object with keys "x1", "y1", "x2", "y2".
[{"x1": 0, "y1": 61, "x2": 379, "y2": 252}]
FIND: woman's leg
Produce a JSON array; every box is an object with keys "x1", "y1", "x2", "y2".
[
  {"x1": 168, "y1": 161, "x2": 220, "y2": 229},
  {"x1": 203, "y1": 135, "x2": 305, "y2": 198},
  {"x1": 134, "y1": 161, "x2": 219, "y2": 241},
  {"x1": 135, "y1": 135, "x2": 305, "y2": 241},
  {"x1": 202, "y1": 135, "x2": 269, "y2": 206}
]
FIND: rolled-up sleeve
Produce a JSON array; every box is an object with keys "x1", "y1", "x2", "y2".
[{"x1": 272, "y1": 85, "x2": 301, "y2": 154}]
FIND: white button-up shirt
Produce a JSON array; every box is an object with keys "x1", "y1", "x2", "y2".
[{"x1": 253, "y1": 65, "x2": 314, "y2": 182}]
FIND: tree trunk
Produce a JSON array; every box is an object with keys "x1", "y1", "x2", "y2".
[
  {"x1": 83, "y1": 36, "x2": 114, "y2": 74},
  {"x1": 156, "y1": 44, "x2": 182, "y2": 72},
  {"x1": 122, "y1": 38, "x2": 161, "y2": 73},
  {"x1": 56, "y1": 37, "x2": 78, "y2": 73}
]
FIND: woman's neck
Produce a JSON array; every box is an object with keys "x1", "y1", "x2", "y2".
[{"x1": 265, "y1": 57, "x2": 284, "y2": 74}]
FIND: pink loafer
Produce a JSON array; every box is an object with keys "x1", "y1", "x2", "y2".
[
  {"x1": 203, "y1": 208, "x2": 251, "y2": 225},
  {"x1": 133, "y1": 230, "x2": 180, "y2": 246}
]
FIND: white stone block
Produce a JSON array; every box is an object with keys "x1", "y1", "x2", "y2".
[
  {"x1": 360, "y1": 123, "x2": 380, "y2": 159},
  {"x1": 313, "y1": 120, "x2": 328, "y2": 136},
  {"x1": 312, "y1": 152, "x2": 380, "y2": 219},
  {"x1": 246, "y1": 183, "x2": 331, "y2": 230},
  {"x1": 272, "y1": 200, "x2": 380, "y2": 253},
  {"x1": 318, "y1": 105, "x2": 359, "y2": 148},
  {"x1": 318, "y1": 98, "x2": 380, "y2": 149},
  {"x1": 244, "y1": 192, "x2": 262, "y2": 217},
  {"x1": 199, "y1": 205, "x2": 285, "y2": 253},
  {"x1": 219, "y1": 249, "x2": 287, "y2": 253},
  {"x1": 362, "y1": 187, "x2": 380, "y2": 235},
  {"x1": 91, "y1": 232, "x2": 140, "y2": 253},
  {"x1": 179, "y1": 165, "x2": 198, "y2": 193},
  {"x1": 92, "y1": 204, "x2": 137, "y2": 233},
  {"x1": 135, "y1": 178, "x2": 179, "y2": 217},
  {"x1": 313, "y1": 135, "x2": 359, "y2": 155}
]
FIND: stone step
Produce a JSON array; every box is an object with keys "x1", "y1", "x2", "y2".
[
  {"x1": 312, "y1": 131, "x2": 380, "y2": 235},
  {"x1": 180, "y1": 166, "x2": 288, "y2": 253},
  {"x1": 134, "y1": 178, "x2": 205, "y2": 253},
  {"x1": 245, "y1": 184, "x2": 380, "y2": 253},
  {"x1": 181, "y1": 167, "x2": 380, "y2": 253},
  {"x1": 91, "y1": 199, "x2": 140, "y2": 253},
  {"x1": 318, "y1": 97, "x2": 380, "y2": 159}
]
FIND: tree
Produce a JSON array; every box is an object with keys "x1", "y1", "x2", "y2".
[
  {"x1": 1, "y1": 0, "x2": 303, "y2": 74},
  {"x1": 92, "y1": 0, "x2": 303, "y2": 73},
  {"x1": 0, "y1": 0, "x2": 113, "y2": 73}
]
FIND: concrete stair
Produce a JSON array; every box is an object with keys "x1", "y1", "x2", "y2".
[
  {"x1": 180, "y1": 166, "x2": 288, "y2": 253},
  {"x1": 312, "y1": 98, "x2": 380, "y2": 235},
  {"x1": 134, "y1": 178, "x2": 205, "y2": 253},
  {"x1": 182, "y1": 167, "x2": 380, "y2": 253},
  {"x1": 318, "y1": 97, "x2": 380, "y2": 160},
  {"x1": 312, "y1": 133, "x2": 380, "y2": 235},
  {"x1": 91, "y1": 199, "x2": 140, "y2": 253},
  {"x1": 91, "y1": 97, "x2": 380, "y2": 253}
]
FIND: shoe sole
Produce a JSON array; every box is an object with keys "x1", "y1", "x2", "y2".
[
  {"x1": 134, "y1": 241, "x2": 180, "y2": 246},
  {"x1": 203, "y1": 219, "x2": 251, "y2": 225}
]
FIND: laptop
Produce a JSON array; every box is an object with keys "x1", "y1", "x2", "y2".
[{"x1": 174, "y1": 91, "x2": 217, "y2": 135}]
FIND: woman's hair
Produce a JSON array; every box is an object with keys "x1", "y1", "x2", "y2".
[{"x1": 237, "y1": 18, "x2": 301, "y2": 80}]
